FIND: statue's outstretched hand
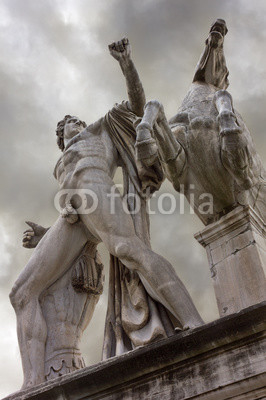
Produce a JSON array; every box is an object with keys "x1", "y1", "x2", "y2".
[
  {"x1": 22, "y1": 221, "x2": 48, "y2": 249},
  {"x1": 109, "y1": 37, "x2": 131, "y2": 62}
]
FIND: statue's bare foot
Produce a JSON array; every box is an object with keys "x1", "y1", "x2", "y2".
[
  {"x1": 174, "y1": 320, "x2": 203, "y2": 335},
  {"x1": 182, "y1": 321, "x2": 203, "y2": 330}
]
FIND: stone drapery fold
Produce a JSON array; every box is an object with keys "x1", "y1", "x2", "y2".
[{"x1": 102, "y1": 102, "x2": 177, "y2": 359}]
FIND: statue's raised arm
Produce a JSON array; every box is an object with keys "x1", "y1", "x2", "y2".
[{"x1": 109, "y1": 38, "x2": 146, "y2": 117}]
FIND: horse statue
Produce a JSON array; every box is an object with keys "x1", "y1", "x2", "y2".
[{"x1": 135, "y1": 19, "x2": 265, "y2": 226}]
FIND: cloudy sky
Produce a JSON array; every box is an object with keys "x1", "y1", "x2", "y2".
[{"x1": 0, "y1": 0, "x2": 265, "y2": 396}]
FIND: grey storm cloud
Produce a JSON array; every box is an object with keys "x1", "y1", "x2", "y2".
[{"x1": 0, "y1": 0, "x2": 265, "y2": 396}]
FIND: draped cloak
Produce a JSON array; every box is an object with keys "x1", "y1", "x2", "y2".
[{"x1": 102, "y1": 102, "x2": 178, "y2": 359}]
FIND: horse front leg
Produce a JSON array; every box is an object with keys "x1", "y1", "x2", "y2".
[
  {"x1": 135, "y1": 100, "x2": 161, "y2": 166},
  {"x1": 214, "y1": 90, "x2": 256, "y2": 189},
  {"x1": 136, "y1": 100, "x2": 187, "y2": 190},
  {"x1": 214, "y1": 90, "x2": 244, "y2": 149}
]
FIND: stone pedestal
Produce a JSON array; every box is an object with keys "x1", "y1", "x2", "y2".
[
  {"x1": 3, "y1": 302, "x2": 266, "y2": 400},
  {"x1": 195, "y1": 206, "x2": 266, "y2": 317}
]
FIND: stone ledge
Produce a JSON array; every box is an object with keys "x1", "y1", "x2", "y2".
[
  {"x1": 4, "y1": 301, "x2": 266, "y2": 400},
  {"x1": 194, "y1": 206, "x2": 266, "y2": 247}
]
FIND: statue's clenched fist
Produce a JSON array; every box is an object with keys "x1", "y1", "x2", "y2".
[
  {"x1": 109, "y1": 37, "x2": 131, "y2": 62},
  {"x1": 22, "y1": 221, "x2": 49, "y2": 249}
]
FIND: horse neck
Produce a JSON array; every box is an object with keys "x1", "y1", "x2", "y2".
[
  {"x1": 179, "y1": 82, "x2": 217, "y2": 111},
  {"x1": 193, "y1": 43, "x2": 229, "y2": 90}
]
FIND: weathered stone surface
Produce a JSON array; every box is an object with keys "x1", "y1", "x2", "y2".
[
  {"x1": 9, "y1": 38, "x2": 203, "y2": 390},
  {"x1": 135, "y1": 19, "x2": 266, "y2": 226},
  {"x1": 8, "y1": 18, "x2": 266, "y2": 395},
  {"x1": 3, "y1": 302, "x2": 266, "y2": 400},
  {"x1": 195, "y1": 206, "x2": 266, "y2": 317},
  {"x1": 134, "y1": 18, "x2": 265, "y2": 322}
]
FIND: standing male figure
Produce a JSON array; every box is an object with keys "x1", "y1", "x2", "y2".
[{"x1": 10, "y1": 38, "x2": 203, "y2": 389}]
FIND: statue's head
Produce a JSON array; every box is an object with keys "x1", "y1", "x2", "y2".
[
  {"x1": 193, "y1": 19, "x2": 229, "y2": 90},
  {"x1": 210, "y1": 19, "x2": 228, "y2": 37},
  {"x1": 56, "y1": 115, "x2": 87, "y2": 151}
]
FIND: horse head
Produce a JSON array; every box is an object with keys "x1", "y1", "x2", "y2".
[{"x1": 193, "y1": 19, "x2": 229, "y2": 90}]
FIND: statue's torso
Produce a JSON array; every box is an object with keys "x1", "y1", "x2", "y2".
[{"x1": 54, "y1": 120, "x2": 119, "y2": 190}]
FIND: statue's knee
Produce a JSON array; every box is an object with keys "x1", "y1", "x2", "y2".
[
  {"x1": 214, "y1": 89, "x2": 232, "y2": 102},
  {"x1": 145, "y1": 99, "x2": 162, "y2": 111},
  {"x1": 114, "y1": 241, "x2": 131, "y2": 260}
]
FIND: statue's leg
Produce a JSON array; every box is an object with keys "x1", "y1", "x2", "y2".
[
  {"x1": 43, "y1": 244, "x2": 103, "y2": 381},
  {"x1": 153, "y1": 108, "x2": 187, "y2": 190},
  {"x1": 214, "y1": 90, "x2": 253, "y2": 188},
  {"x1": 135, "y1": 100, "x2": 161, "y2": 165},
  {"x1": 214, "y1": 90, "x2": 242, "y2": 142},
  {"x1": 9, "y1": 217, "x2": 88, "y2": 388},
  {"x1": 78, "y1": 180, "x2": 204, "y2": 330}
]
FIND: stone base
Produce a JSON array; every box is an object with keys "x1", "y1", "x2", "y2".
[
  {"x1": 3, "y1": 302, "x2": 266, "y2": 400},
  {"x1": 195, "y1": 206, "x2": 266, "y2": 317}
]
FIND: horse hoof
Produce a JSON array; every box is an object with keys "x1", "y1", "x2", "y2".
[
  {"x1": 221, "y1": 128, "x2": 247, "y2": 151},
  {"x1": 135, "y1": 137, "x2": 158, "y2": 166},
  {"x1": 218, "y1": 110, "x2": 242, "y2": 138}
]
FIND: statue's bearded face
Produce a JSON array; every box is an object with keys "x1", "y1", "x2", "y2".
[{"x1": 64, "y1": 117, "x2": 86, "y2": 140}]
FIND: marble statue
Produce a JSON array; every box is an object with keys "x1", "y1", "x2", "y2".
[
  {"x1": 22, "y1": 221, "x2": 104, "y2": 381},
  {"x1": 135, "y1": 19, "x2": 266, "y2": 225},
  {"x1": 10, "y1": 38, "x2": 203, "y2": 389}
]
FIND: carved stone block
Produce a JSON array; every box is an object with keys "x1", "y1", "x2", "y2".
[{"x1": 195, "y1": 206, "x2": 266, "y2": 316}]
